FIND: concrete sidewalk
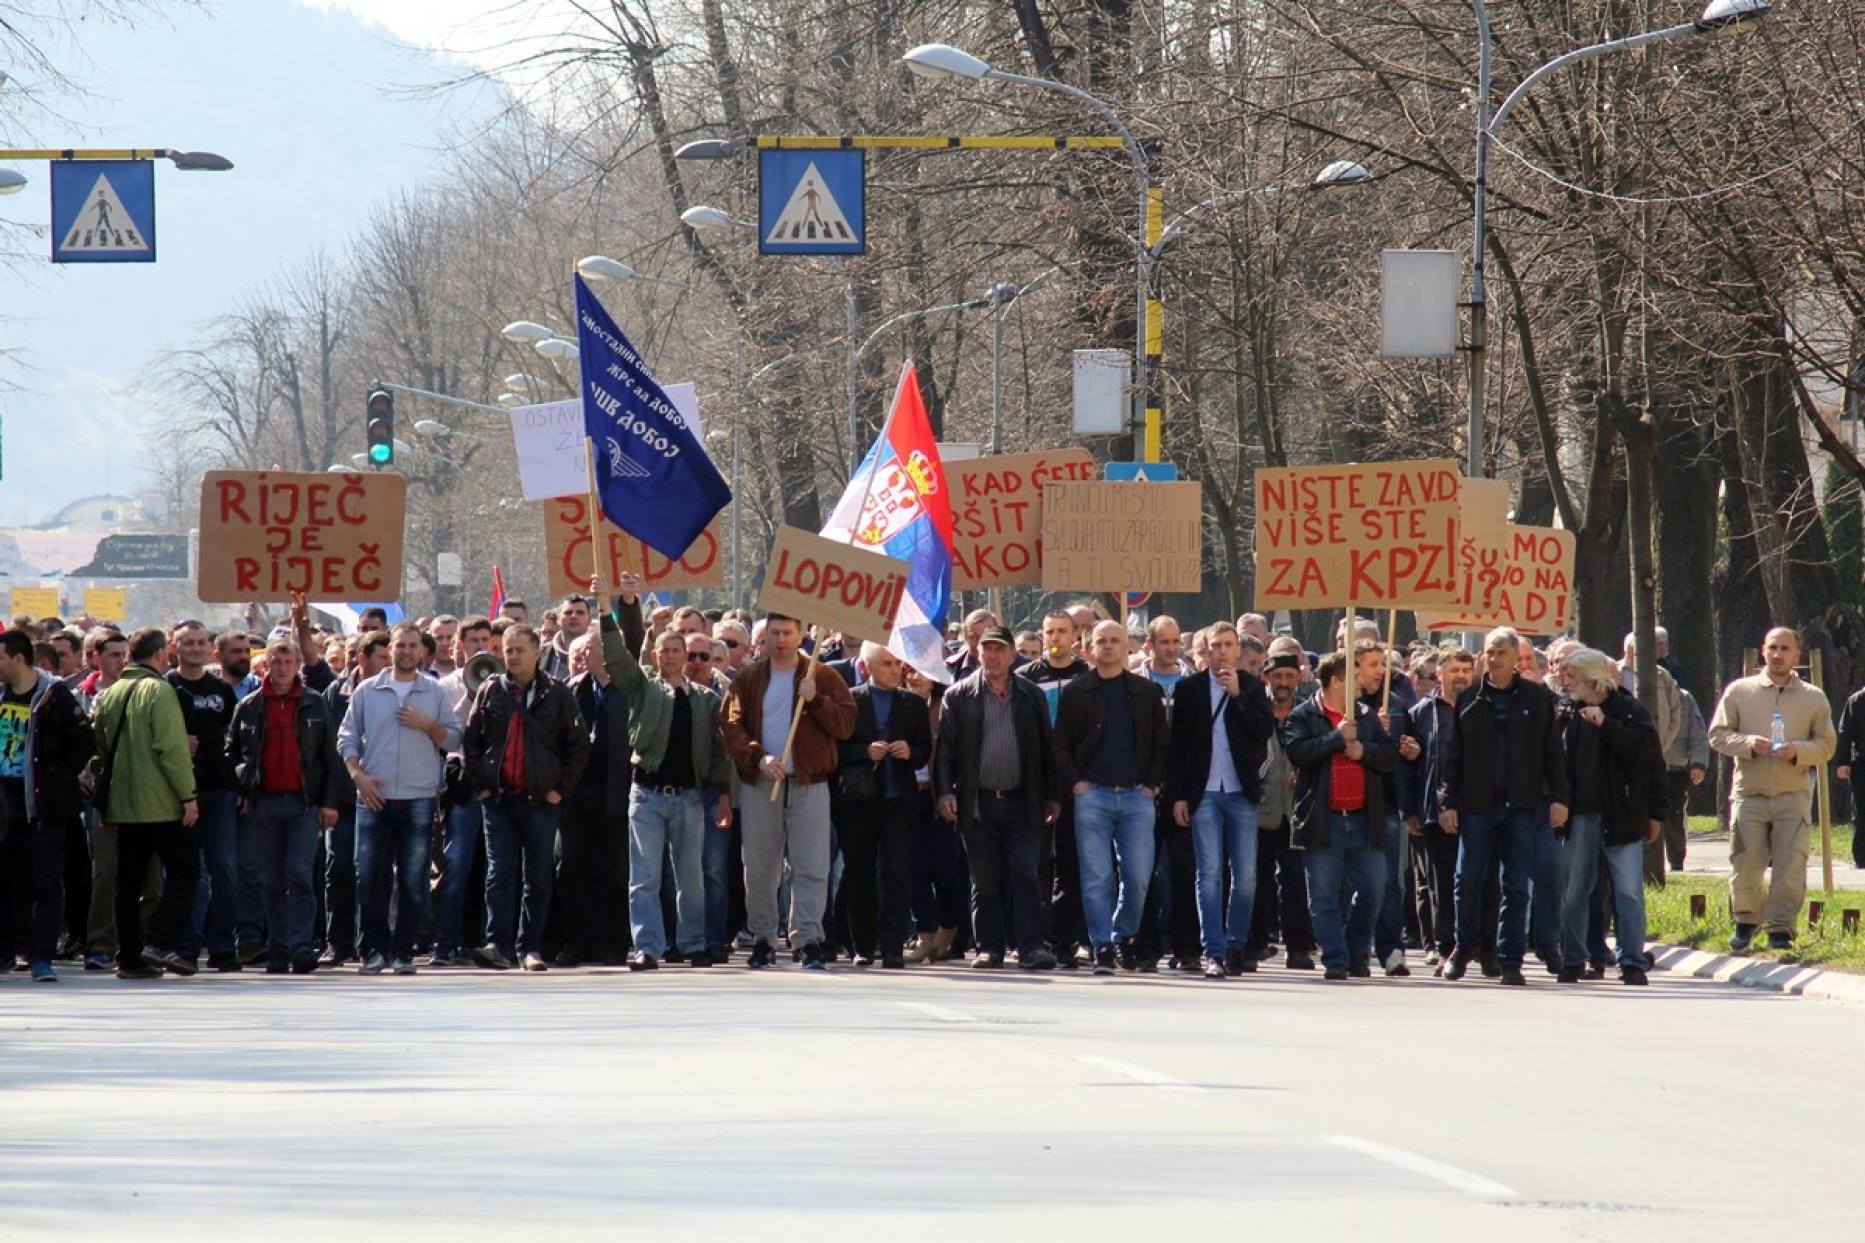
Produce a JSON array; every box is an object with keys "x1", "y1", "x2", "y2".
[{"x1": 1669, "y1": 830, "x2": 1864, "y2": 889}]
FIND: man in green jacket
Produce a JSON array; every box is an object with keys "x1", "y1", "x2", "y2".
[
  {"x1": 611, "y1": 575, "x2": 734, "y2": 971},
  {"x1": 93, "y1": 627, "x2": 200, "y2": 980}
]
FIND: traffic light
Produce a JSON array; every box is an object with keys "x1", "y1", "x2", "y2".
[{"x1": 365, "y1": 385, "x2": 394, "y2": 467}]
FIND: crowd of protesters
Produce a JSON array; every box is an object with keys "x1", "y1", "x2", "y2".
[{"x1": 0, "y1": 579, "x2": 1838, "y2": 987}]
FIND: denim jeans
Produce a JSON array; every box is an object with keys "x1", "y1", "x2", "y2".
[
  {"x1": 1374, "y1": 811, "x2": 1407, "y2": 960},
  {"x1": 704, "y1": 807, "x2": 735, "y2": 948},
  {"x1": 179, "y1": 788, "x2": 239, "y2": 960},
  {"x1": 1190, "y1": 791, "x2": 1259, "y2": 959},
  {"x1": 628, "y1": 786, "x2": 706, "y2": 958},
  {"x1": 355, "y1": 797, "x2": 434, "y2": 961},
  {"x1": 1302, "y1": 811, "x2": 1384, "y2": 970},
  {"x1": 248, "y1": 793, "x2": 319, "y2": 958},
  {"x1": 483, "y1": 794, "x2": 559, "y2": 957},
  {"x1": 1559, "y1": 813, "x2": 1649, "y2": 970},
  {"x1": 1072, "y1": 785, "x2": 1156, "y2": 950},
  {"x1": 1454, "y1": 806, "x2": 1538, "y2": 967},
  {"x1": 1528, "y1": 804, "x2": 1562, "y2": 961},
  {"x1": 435, "y1": 801, "x2": 482, "y2": 956},
  {"x1": 323, "y1": 806, "x2": 357, "y2": 959}
]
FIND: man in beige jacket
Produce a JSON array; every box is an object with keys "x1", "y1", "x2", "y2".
[{"x1": 1707, "y1": 627, "x2": 1836, "y2": 950}]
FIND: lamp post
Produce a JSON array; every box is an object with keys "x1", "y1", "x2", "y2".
[
  {"x1": 904, "y1": 42, "x2": 1153, "y2": 461},
  {"x1": 0, "y1": 169, "x2": 25, "y2": 195},
  {"x1": 1470, "y1": 0, "x2": 1772, "y2": 690},
  {"x1": 1466, "y1": 0, "x2": 1770, "y2": 480}
]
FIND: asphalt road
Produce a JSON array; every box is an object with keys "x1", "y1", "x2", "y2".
[{"x1": 1, "y1": 960, "x2": 1858, "y2": 1241}]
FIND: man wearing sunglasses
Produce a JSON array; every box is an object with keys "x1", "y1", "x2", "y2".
[
  {"x1": 714, "y1": 621, "x2": 752, "y2": 678},
  {"x1": 611, "y1": 621, "x2": 734, "y2": 970}
]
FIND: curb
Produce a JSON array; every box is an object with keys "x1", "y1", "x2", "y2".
[{"x1": 1650, "y1": 942, "x2": 1865, "y2": 1008}]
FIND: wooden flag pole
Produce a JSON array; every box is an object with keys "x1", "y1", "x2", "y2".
[
  {"x1": 1381, "y1": 608, "x2": 1398, "y2": 717},
  {"x1": 768, "y1": 640, "x2": 820, "y2": 803},
  {"x1": 584, "y1": 436, "x2": 609, "y2": 684}
]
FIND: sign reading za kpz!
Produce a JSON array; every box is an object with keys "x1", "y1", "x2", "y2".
[
  {"x1": 196, "y1": 470, "x2": 406, "y2": 603},
  {"x1": 1253, "y1": 460, "x2": 1462, "y2": 610}
]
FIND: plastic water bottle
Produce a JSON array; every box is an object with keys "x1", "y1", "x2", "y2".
[{"x1": 1771, "y1": 712, "x2": 1787, "y2": 755}]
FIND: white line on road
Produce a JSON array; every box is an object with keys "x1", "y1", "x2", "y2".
[
  {"x1": 1075, "y1": 1054, "x2": 1204, "y2": 1094},
  {"x1": 1324, "y1": 1134, "x2": 1514, "y2": 1198},
  {"x1": 898, "y1": 1001, "x2": 980, "y2": 1024}
]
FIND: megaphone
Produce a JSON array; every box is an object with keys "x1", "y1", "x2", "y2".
[{"x1": 464, "y1": 652, "x2": 505, "y2": 695}]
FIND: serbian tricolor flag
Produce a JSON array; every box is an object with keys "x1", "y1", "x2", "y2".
[
  {"x1": 488, "y1": 564, "x2": 507, "y2": 618},
  {"x1": 822, "y1": 362, "x2": 956, "y2": 683}
]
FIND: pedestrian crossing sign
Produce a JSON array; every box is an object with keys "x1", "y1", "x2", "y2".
[
  {"x1": 50, "y1": 159, "x2": 156, "y2": 263},
  {"x1": 759, "y1": 148, "x2": 864, "y2": 256}
]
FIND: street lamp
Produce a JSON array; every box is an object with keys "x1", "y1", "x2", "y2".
[
  {"x1": 496, "y1": 393, "x2": 526, "y2": 409},
  {"x1": 501, "y1": 320, "x2": 555, "y2": 343},
  {"x1": 0, "y1": 169, "x2": 25, "y2": 196},
  {"x1": 1150, "y1": 160, "x2": 1371, "y2": 257},
  {"x1": 504, "y1": 373, "x2": 544, "y2": 391},
  {"x1": 534, "y1": 337, "x2": 578, "y2": 360},
  {"x1": 674, "y1": 138, "x2": 746, "y2": 161},
  {"x1": 414, "y1": 419, "x2": 452, "y2": 437},
  {"x1": 166, "y1": 151, "x2": 234, "y2": 172},
  {"x1": 905, "y1": 41, "x2": 1154, "y2": 461},
  {"x1": 680, "y1": 205, "x2": 753, "y2": 230},
  {"x1": 1466, "y1": 0, "x2": 1771, "y2": 481}
]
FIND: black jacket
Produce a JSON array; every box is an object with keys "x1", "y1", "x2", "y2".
[
  {"x1": 836, "y1": 684, "x2": 933, "y2": 802},
  {"x1": 1438, "y1": 676, "x2": 1570, "y2": 815},
  {"x1": 462, "y1": 670, "x2": 590, "y2": 804},
  {"x1": 11, "y1": 673, "x2": 94, "y2": 828},
  {"x1": 1052, "y1": 670, "x2": 1169, "y2": 792},
  {"x1": 1281, "y1": 694, "x2": 1399, "y2": 851},
  {"x1": 1165, "y1": 669, "x2": 1277, "y2": 813},
  {"x1": 325, "y1": 676, "x2": 358, "y2": 807},
  {"x1": 1556, "y1": 688, "x2": 1667, "y2": 846},
  {"x1": 1837, "y1": 686, "x2": 1865, "y2": 772},
  {"x1": 934, "y1": 671, "x2": 1053, "y2": 831},
  {"x1": 1404, "y1": 692, "x2": 1457, "y2": 824},
  {"x1": 228, "y1": 682, "x2": 344, "y2": 809}
]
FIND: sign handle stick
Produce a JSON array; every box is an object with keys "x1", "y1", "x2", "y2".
[
  {"x1": 1382, "y1": 608, "x2": 1398, "y2": 717},
  {"x1": 769, "y1": 644, "x2": 819, "y2": 803},
  {"x1": 583, "y1": 437, "x2": 609, "y2": 684}
]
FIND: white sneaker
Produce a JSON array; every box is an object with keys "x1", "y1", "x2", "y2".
[
  {"x1": 1382, "y1": 948, "x2": 1406, "y2": 973},
  {"x1": 521, "y1": 952, "x2": 549, "y2": 972},
  {"x1": 391, "y1": 958, "x2": 416, "y2": 976}
]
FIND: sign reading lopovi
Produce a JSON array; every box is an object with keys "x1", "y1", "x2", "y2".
[{"x1": 757, "y1": 526, "x2": 909, "y2": 645}]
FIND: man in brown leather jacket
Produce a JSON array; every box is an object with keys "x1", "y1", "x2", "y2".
[{"x1": 719, "y1": 614, "x2": 855, "y2": 970}]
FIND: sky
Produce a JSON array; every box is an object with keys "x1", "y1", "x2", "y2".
[{"x1": 0, "y1": 0, "x2": 521, "y2": 525}]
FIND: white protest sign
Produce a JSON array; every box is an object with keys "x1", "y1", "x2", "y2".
[
  {"x1": 510, "y1": 385, "x2": 699, "y2": 503},
  {"x1": 510, "y1": 400, "x2": 585, "y2": 502}
]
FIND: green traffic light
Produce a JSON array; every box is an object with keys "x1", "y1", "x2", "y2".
[{"x1": 369, "y1": 443, "x2": 393, "y2": 465}]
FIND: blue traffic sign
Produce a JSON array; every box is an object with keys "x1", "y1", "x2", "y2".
[
  {"x1": 759, "y1": 148, "x2": 864, "y2": 256},
  {"x1": 1106, "y1": 461, "x2": 1178, "y2": 483},
  {"x1": 50, "y1": 159, "x2": 156, "y2": 263}
]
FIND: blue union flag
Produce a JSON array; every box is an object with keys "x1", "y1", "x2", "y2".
[{"x1": 574, "y1": 274, "x2": 731, "y2": 559}]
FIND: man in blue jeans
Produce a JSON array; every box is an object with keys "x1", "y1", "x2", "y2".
[
  {"x1": 339, "y1": 624, "x2": 460, "y2": 976},
  {"x1": 462, "y1": 623, "x2": 589, "y2": 972},
  {"x1": 434, "y1": 617, "x2": 499, "y2": 967},
  {"x1": 1053, "y1": 621, "x2": 1168, "y2": 974},
  {"x1": 1354, "y1": 639, "x2": 1418, "y2": 977},
  {"x1": 228, "y1": 638, "x2": 343, "y2": 975},
  {"x1": 612, "y1": 616, "x2": 734, "y2": 970},
  {"x1": 1438, "y1": 626, "x2": 1570, "y2": 987},
  {"x1": 1282, "y1": 649, "x2": 1398, "y2": 980},
  {"x1": 165, "y1": 622, "x2": 241, "y2": 972},
  {"x1": 1168, "y1": 622, "x2": 1277, "y2": 979},
  {"x1": 1552, "y1": 647, "x2": 1665, "y2": 985}
]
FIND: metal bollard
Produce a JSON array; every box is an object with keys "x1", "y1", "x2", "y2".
[{"x1": 1689, "y1": 893, "x2": 1707, "y2": 920}]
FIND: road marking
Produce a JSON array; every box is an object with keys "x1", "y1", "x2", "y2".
[
  {"x1": 898, "y1": 1001, "x2": 980, "y2": 1024},
  {"x1": 1075, "y1": 1054, "x2": 1204, "y2": 1094},
  {"x1": 1324, "y1": 1135, "x2": 1514, "y2": 1198}
]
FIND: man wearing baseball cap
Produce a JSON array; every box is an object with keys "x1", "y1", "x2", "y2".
[{"x1": 935, "y1": 625, "x2": 1058, "y2": 970}]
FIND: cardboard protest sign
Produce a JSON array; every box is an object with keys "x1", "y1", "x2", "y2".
[
  {"x1": 8, "y1": 585, "x2": 60, "y2": 619},
  {"x1": 1252, "y1": 459, "x2": 1461, "y2": 610},
  {"x1": 757, "y1": 526, "x2": 911, "y2": 645},
  {"x1": 512, "y1": 386, "x2": 702, "y2": 503},
  {"x1": 541, "y1": 495, "x2": 724, "y2": 597},
  {"x1": 948, "y1": 448, "x2": 1096, "y2": 589},
  {"x1": 1039, "y1": 481, "x2": 1204, "y2": 594},
  {"x1": 197, "y1": 470, "x2": 406, "y2": 603},
  {"x1": 1418, "y1": 524, "x2": 1576, "y2": 635},
  {"x1": 83, "y1": 587, "x2": 128, "y2": 624}
]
